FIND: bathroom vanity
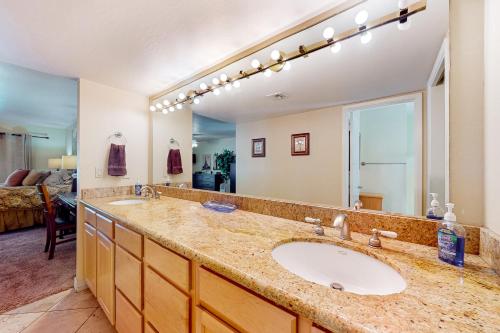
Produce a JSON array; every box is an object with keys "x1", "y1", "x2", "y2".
[{"x1": 80, "y1": 194, "x2": 500, "y2": 333}]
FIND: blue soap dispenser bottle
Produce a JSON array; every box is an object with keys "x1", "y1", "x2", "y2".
[
  {"x1": 426, "y1": 193, "x2": 444, "y2": 220},
  {"x1": 437, "y1": 203, "x2": 465, "y2": 267}
]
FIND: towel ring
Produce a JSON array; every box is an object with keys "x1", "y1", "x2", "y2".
[
  {"x1": 107, "y1": 131, "x2": 127, "y2": 145},
  {"x1": 169, "y1": 137, "x2": 180, "y2": 147}
]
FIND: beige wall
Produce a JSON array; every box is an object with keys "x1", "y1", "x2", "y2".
[
  {"x1": 236, "y1": 106, "x2": 343, "y2": 205},
  {"x1": 152, "y1": 109, "x2": 192, "y2": 184},
  {"x1": 78, "y1": 79, "x2": 149, "y2": 189},
  {"x1": 449, "y1": 0, "x2": 484, "y2": 226},
  {"x1": 484, "y1": 0, "x2": 500, "y2": 234}
]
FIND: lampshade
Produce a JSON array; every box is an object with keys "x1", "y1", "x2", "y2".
[
  {"x1": 61, "y1": 155, "x2": 77, "y2": 169},
  {"x1": 48, "y1": 158, "x2": 62, "y2": 169}
]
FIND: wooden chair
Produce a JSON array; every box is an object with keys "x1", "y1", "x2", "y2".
[{"x1": 37, "y1": 184, "x2": 76, "y2": 260}]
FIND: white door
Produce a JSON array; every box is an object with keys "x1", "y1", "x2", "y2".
[{"x1": 349, "y1": 111, "x2": 361, "y2": 206}]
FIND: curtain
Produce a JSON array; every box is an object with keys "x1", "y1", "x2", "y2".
[{"x1": 0, "y1": 133, "x2": 32, "y2": 183}]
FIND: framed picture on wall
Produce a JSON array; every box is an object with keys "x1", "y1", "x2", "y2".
[
  {"x1": 291, "y1": 133, "x2": 310, "y2": 156},
  {"x1": 252, "y1": 138, "x2": 266, "y2": 157},
  {"x1": 202, "y1": 154, "x2": 212, "y2": 170}
]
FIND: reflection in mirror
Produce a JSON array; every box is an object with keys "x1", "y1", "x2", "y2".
[{"x1": 151, "y1": 0, "x2": 449, "y2": 217}]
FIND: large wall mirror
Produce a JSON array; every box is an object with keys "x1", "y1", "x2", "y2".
[{"x1": 151, "y1": 0, "x2": 449, "y2": 218}]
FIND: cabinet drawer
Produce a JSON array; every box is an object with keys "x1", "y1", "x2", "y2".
[
  {"x1": 116, "y1": 289, "x2": 143, "y2": 333},
  {"x1": 311, "y1": 327, "x2": 328, "y2": 333},
  {"x1": 115, "y1": 223, "x2": 143, "y2": 258},
  {"x1": 115, "y1": 245, "x2": 142, "y2": 309},
  {"x1": 144, "y1": 238, "x2": 190, "y2": 293},
  {"x1": 84, "y1": 207, "x2": 97, "y2": 227},
  {"x1": 144, "y1": 322, "x2": 157, "y2": 333},
  {"x1": 195, "y1": 307, "x2": 237, "y2": 333},
  {"x1": 144, "y1": 267, "x2": 189, "y2": 333},
  {"x1": 198, "y1": 267, "x2": 297, "y2": 333},
  {"x1": 97, "y1": 214, "x2": 113, "y2": 239}
]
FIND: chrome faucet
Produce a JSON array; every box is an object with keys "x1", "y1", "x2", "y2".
[
  {"x1": 305, "y1": 217, "x2": 324, "y2": 236},
  {"x1": 332, "y1": 214, "x2": 351, "y2": 240},
  {"x1": 368, "y1": 228, "x2": 398, "y2": 248},
  {"x1": 353, "y1": 200, "x2": 363, "y2": 211},
  {"x1": 140, "y1": 185, "x2": 161, "y2": 199}
]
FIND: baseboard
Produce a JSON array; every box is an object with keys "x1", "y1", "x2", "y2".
[{"x1": 73, "y1": 276, "x2": 88, "y2": 292}]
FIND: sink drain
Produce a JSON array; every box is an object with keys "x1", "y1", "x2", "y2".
[{"x1": 330, "y1": 282, "x2": 344, "y2": 291}]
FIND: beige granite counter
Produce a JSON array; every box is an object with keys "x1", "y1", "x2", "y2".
[{"x1": 81, "y1": 195, "x2": 500, "y2": 333}]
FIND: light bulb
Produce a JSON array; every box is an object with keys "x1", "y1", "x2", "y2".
[
  {"x1": 176, "y1": 103, "x2": 183, "y2": 110},
  {"x1": 212, "y1": 77, "x2": 220, "y2": 85},
  {"x1": 283, "y1": 62, "x2": 291, "y2": 71},
  {"x1": 225, "y1": 84, "x2": 232, "y2": 91},
  {"x1": 168, "y1": 106, "x2": 175, "y2": 112},
  {"x1": 149, "y1": 105, "x2": 156, "y2": 112},
  {"x1": 271, "y1": 50, "x2": 281, "y2": 61},
  {"x1": 331, "y1": 42, "x2": 342, "y2": 53},
  {"x1": 323, "y1": 27, "x2": 335, "y2": 39},
  {"x1": 355, "y1": 10, "x2": 368, "y2": 25},
  {"x1": 398, "y1": 0, "x2": 408, "y2": 9},
  {"x1": 360, "y1": 31, "x2": 372, "y2": 44},
  {"x1": 155, "y1": 103, "x2": 162, "y2": 109},
  {"x1": 200, "y1": 82, "x2": 208, "y2": 90},
  {"x1": 220, "y1": 73, "x2": 228, "y2": 82},
  {"x1": 264, "y1": 69, "x2": 272, "y2": 77},
  {"x1": 162, "y1": 99, "x2": 170, "y2": 106},
  {"x1": 162, "y1": 108, "x2": 168, "y2": 114},
  {"x1": 178, "y1": 93, "x2": 186, "y2": 100},
  {"x1": 251, "y1": 59, "x2": 261, "y2": 69},
  {"x1": 397, "y1": 18, "x2": 411, "y2": 31},
  {"x1": 232, "y1": 80, "x2": 240, "y2": 88},
  {"x1": 213, "y1": 88, "x2": 220, "y2": 95},
  {"x1": 193, "y1": 97, "x2": 200, "y2": 104}
]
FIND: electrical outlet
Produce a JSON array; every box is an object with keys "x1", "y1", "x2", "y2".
[{"x1": 95, "y1": 167, "x2": 103, "y2": 178}]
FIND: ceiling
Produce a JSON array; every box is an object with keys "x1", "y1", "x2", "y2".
[
  {"x1": 157, "y1": 0, "x2": 448, "y2": 123},
  {"x1": 193, "y1": 113, "x2": 235, "y2": 142},
  {"x1": 0, "y1": 0, "x2": 343, "y2": 96},
  {"x1": 0, "y1": 62, "x2": 77, "y2": 128}
]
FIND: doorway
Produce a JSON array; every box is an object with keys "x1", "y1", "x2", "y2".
[{"x1": 343, "y1": 93, "x2": 422, "y2": 215}]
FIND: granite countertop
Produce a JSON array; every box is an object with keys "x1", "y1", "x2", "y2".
[{"x1": 81, "y1": 195, "x2": 500, "y2": 333}]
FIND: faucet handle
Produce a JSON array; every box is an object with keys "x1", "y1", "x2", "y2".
[
  {"x1": 368, "y1": 228, "x2": 398, "y2": 248},
  {"x1": 333, "y1": 214, "x2": 347, "y2": 228},
  {"x1": 305, "y1": 217, "x2": 324, "y2": 236}
]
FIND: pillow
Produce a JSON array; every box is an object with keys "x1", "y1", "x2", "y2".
[
  {"x1": 4, "y1": 169, "x2": 30, "y2": 186},
  {"x1": 42, "y1": 170, "x2": 72, "y2": 186},
  {"x1": 22, "y1": 170, "x2": 47, "y2": 186}
]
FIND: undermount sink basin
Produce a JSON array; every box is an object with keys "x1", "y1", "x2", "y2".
[
  {"x1": 272, "y1": 241, "x2": 406, "y2": 295},
  {"x1": 108, "y1": 199, "x2": 146, "y2": 206}
]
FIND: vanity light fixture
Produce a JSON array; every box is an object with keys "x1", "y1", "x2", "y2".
[
  {"x1": 193, "y1": 97, "x2": 201, "y2": 104},
  {"x1": 149, "y1": 1, "x2": 427, "y2": 114},
  {"x1": 162, "y1": 108, "x2": 168, "y2": 114},
  {"x1": 331, "y1": 42, "x2": 342, "y2": 53},
  {"x1": 168, "y1": 106, "x2": 175, "y2": 112},
  {"x1": 322, "y1": 27, "x2": 335, "y2": 40},
  {"x1": 163, "y1": 99, "x2": 170, "y2": 106}
]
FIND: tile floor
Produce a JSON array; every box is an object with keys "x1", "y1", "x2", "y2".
[{"x1": 0, "y1": 289, "x2": 115, "y2": 333}]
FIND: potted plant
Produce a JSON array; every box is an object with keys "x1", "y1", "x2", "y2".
[{"x1": 214, "y1": 149, "x2": 235, "y2": 192}]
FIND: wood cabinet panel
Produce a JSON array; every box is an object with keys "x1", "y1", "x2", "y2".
[
  {"x1": 97, "y1": 231, "x2": 115, "y2": 325},
  {"x1": 144, "y1": 238, "x2": 190, "y2": 293},
  {"x1": 115, "y1": 245, "x2": 142, "y2": 310},
  {"x1": 97, "y1": 214, "x2": 114, "y2": 239},
  {"x1": 311, "y1": 327, "x2": 328, "y2": 333},
  {"x1": 144, "y1": 267, "x2": 189, "y2": 333},
  {"x1": 84, "y1": 207, "x2": 97, "y2": 227},
  {"x1": 144, "y1": 322, "x2": 157, "y2": 333},
  {"x1": 198, "y1": 267, "x2": 297, "y2": 333},
  {"x1": 195, "y1": 307, "x2": 237, "y2": 333},
  {"x1": 83, "y1": 222, "x2": 97, "y2": 296},
  {"x1": 115, "y1": 223, "x2": 143, "y2": 258},
  {"x1": 116, "y1": 289, "x2": 143, "y2": 333}
]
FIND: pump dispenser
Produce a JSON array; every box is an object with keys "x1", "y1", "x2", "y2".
[
  {"x1": 437, "y1": 203, "x2": 465, "y2": 267},
  {"x1": 426, "y1": 193, "x2": 444, "y2": 220}
]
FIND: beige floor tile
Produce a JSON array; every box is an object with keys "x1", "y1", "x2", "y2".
[
  {"x1": 0, "y1": 313, "x2": 44, "y2": 333},
  {"x1": 76, "y1": 308, "x2": 115, "y2": 333},
  {"x1": 49, "y1": 290, "x2": 98, "y2": 311},
  {"x1": 22, "y1": 308, "x2": 95, "y2": 333},
  {"x1": 5, "y1": 289, "x2": 73, "y2": 315}
]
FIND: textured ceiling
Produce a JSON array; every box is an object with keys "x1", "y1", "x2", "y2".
[
  {"x1": 0, "y1": 62, "x2": 77, "y2": 128},
  {"x1": 0, "y1": 0, "x2": 341, "y2": 95}
]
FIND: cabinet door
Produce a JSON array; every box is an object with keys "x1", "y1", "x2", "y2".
[
  {"x1": 196, "y1": 307, "x2": 237, "y2": 333},
  {"x1": 144, "y1": 267, "x2": 189, "y2": 333},
  {"x1": 83, "y1": 223, "x2": 97, "y2": 296},
  {"x1": 97, "y1": 231, "x2": 115, "y2": 325},
  {"x1": 116, "y1": 289, "x2": 143, "y2": 333}
]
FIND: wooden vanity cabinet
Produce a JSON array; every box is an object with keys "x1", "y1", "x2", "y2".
[
  {"x1": 195, "y1": 307, "x2": 237, "y2": 333},
  {"x1": 83, "y1": 222, "x2": 97, "y2": 296},
  {"x1": 97, "y1": 230, "x2": 115, "y2": 325}
]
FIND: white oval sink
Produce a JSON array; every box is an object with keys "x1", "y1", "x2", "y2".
[
  {"x1": 109, "y1": 199, "x2": 146, "y2": 206},
  {"x1": 272, "y1": 241, "x2": 406, "y2": 295}
]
